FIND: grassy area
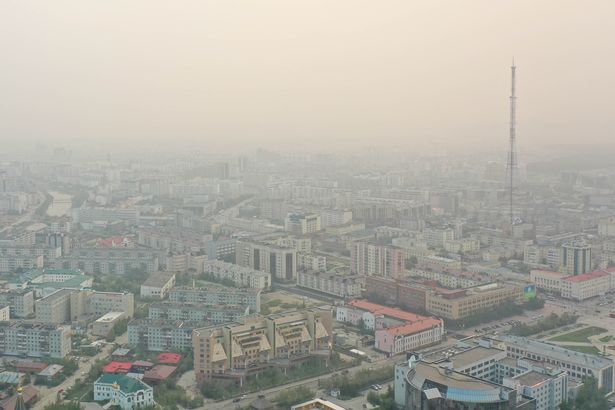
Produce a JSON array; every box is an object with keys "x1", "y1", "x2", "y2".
[
  {"x1": 549, "y1": 326, "x2": 607, "y2": 343},
  {"x1": 599, "y1": 335, "x2": 614, "y2": 343},
  {"x1": 561, "y1": 345, "x2": 602, "y2": 355}
]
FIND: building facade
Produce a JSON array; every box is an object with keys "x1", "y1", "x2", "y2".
[{"x1": 0, "y1": 322, "x2": 71, "y2": 358}]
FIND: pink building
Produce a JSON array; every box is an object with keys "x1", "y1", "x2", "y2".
[{"x1": 350, "y1": 241, "x2": 404, "y2": 278}]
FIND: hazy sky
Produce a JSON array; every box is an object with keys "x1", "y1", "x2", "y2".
[{"x1": 2, "y1": 1, "x2": 614, "y2": 155}]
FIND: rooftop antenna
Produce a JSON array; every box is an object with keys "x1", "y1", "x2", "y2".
[{"x1": 506, "y1": 58, "x2": 518, "y2": 228}]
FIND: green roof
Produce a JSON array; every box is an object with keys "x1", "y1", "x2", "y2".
[{"x1": 96, "y1": 374, "x2": 151, "y2": 394}]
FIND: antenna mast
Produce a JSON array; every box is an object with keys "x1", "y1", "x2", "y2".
[{"x1": 507, "y1": 59, "x2": 517, "y2": 228}]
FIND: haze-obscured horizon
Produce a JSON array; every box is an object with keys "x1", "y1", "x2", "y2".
[{"x1": 2, "y1": 0, "x2": 614, "y2": 156}]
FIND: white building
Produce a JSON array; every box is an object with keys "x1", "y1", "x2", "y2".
[
  {"x1": 560, "y1": 270, "x2": 610, "y2": 301},
  {"x1": 0, "y1": 322, "x2": 71, "y2": 358},
  {"x1": 203, "y1": 260, "x2": 271, "y2": 290},
  {"x1": 529, "y1": 270, "x2": 566, "y2": 293},
  {"x1": 140, "y1": 271, "x2": 176, "y2": 299},
  {"x1": 284, "y1": 212, "x2": 322, "y2": 234},
  {"x1": 94, "y1": 374, "x2": 154, "y2": 409}
]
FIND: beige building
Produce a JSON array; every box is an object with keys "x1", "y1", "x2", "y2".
[
  {"x1": 193, "y1": 308, "x2": 333, "y2": 382},
  {"x1": 70, "y1": 290, "x2": 135, "y2": 321},
  {"x1": 425, "y1": 283, "x2": 524, "y2": 321},
  {"x1": 0, "y1": 305, "x2": 9, "y2": 321},
  {"x1": 140, "y1": 271, "x2": 176, "y2": 299},
  {"x1": 92, "y1": 311, "x2": 126, "y2": 337},
  {"x1": 235, "y1": 240, "x2": 297, "y2": 282},
  {"x1": 35, "y1": 289, "x2": 73, "y2": 324},
  {"x1": 529, "y1": 270, "x2": 566, "y2": 293}
]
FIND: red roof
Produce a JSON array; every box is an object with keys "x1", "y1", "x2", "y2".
[
  {"x1": 103, "y1": 361, "x2": 132, "y2": 374},
  {"x1": 143, "y1": 365, "x2": 177, "y2": 381},
  {"x1": 348, "y1": 299, "x2": 432, "y2": 323},
  {"x1": 15, "y1": 360, "x2": 48, "y2": 373},
  {"x1": 157, "y1": 353, "x2": 182, "y2": 364},
  {"x1": 562, "y1": 270, "x2": 609, "y2": 283},
  {"x1": 378, "y1": 318, "x2": 443, "y2": 337}
]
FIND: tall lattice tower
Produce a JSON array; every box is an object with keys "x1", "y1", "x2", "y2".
[{"x1": 506, "y1": 59, "x2": 517, "y2": 227}]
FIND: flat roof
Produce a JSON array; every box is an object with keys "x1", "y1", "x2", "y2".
[
  {"x1": 142, "y1": 271, "x2": 175, "y2": 288},
  {"x1": 143, "y1": 365, "x2": 176, "y2": 380},
  {"x1": 514, "y1": 370, "x2": 552, "y2": 386},
  {"x1": 450, "y1": 347, "x2": 505, "y2": 369},
  {"x1": 96, "y1": 312, "x2": 125, "y2": 322},
  {"x1": 500, "y1": 335, "x2": 614, "y2": 369},
  {"x1": 158, "y1": 352, "x2": 182, "y2": 364},
  {"x1": 38, "y1": 364, "x2": 64, "y2": 377}
]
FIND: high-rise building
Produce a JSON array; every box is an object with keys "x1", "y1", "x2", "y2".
[
  {"x1": 559, "y1": 240, "x2": 591, "y2": 275},
  {"x1": 235, "y1": 240, "x2": 296, "y2": 282},
  {"x1": 350, "y1": 241, "x2": 403, "y2": 278}
]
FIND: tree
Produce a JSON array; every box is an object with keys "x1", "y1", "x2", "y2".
[
  {"x1": 274, "y1": 386, "x2": 314, "y2": 409},
  {"x1": 574, "y1": 376, "x2": 609, "y2": 410}
]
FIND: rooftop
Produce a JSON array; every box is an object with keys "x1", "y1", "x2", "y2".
[
  {"x1": 562, "y1": 270, "x2": 609, "y2": 283},
  {"x1": 38, "y1": 364, "x2": 64, "y2": 377},
  {"x1": 96, "y1": 311, "x2": 125, "y2": 322},
  {"x1": 158, "y1": 352, "x2": 182, "y2": 364},
  {"x1": 142, "y1": 271, "x2": 175, "y2": 288},
  {"x1": 95, "y1": 373, "x2": 152, "y2": 394},
  {"x1": 514, "y1": 370, "x2": 552, "y2": 386},
  {"x1": 103, "y1": 362, "x2": 132, "y2": 374},
  {"x1": 500, "y1": 335, "x2": 614, "y2": 368},
  {"x1": 143, "y1": 365, "x2": 177, "y2": 380},
  {"x1": 449, "y1": 347, "x2": 505, "y2": 369},
  {"x1": 348, "y1": 299, "x2": 435, "y2": 323}
]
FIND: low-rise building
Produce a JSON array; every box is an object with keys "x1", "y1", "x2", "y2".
[
  {"x1": 425, "y1": 283, "x2": 524, "y2": 321},
  {"x1": 140, "y1": 271, "x2": 176, "y2": 299},
  {"x1": 92, "y1": 311, "x2": 126, "y2": 337},
  {"x1": 529, "y1": 270, "x2": 566, "y2": 293},
  {"x1": 94, "y1": 374, "x2": 154, "y2": 410},
  {"x1": 560, "y1": 270, "x2": 610, "y2": 301},
  {"x1": 0, "y1": 322, "x2": 71, "y2": 358},
  {"x1": 12, "y1": 268, "x2": 93, "y2": 297},
  {"x1": 52, "y1": 248, "x2": 160, "y2": 275},
  {"x1": 501, "y1": 335, "x2": 614, "y2": 393}
]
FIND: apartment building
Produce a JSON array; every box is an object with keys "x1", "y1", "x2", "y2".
[
  {"x1": 320, "y1": 208, "x2": 353, "y2": 228},
  {"x1": 235, "y1": 240, "x2": 297, "y2": 282},
  {"x1": 203, "y1": 260, "x2": 271, "y2": 290},
  {"x1": 0, "y1": 254, "x2": 43, "y2": 273},
  {"x1": 423, "y1": 225, "x2": 456, "y2": 248},
  {"x1": 297, "y1": 253, "x2": 327, "y2": 272},
  {"x1": 52, "y1": 248, "x2": 160, "y2": 275},
  {"x1": 297, "y1": 271, "x2": 364, "y2": 298},
  {"x1": 365, "y1": 276, "x2": 429, "y2": 312},
  {"x1": 72, "y1": 207, "x2": 139, "y2": 225},
  {"x1": 0, "y1": 289, "x2": 34, "y2": 318},
  {"x1": 0, "y1": 322, "x2": 71, "y2": 358},
  {"x1": 350, "y1": 241, "x2": 404, "y2": 278},
  {"x1": 140, "y1": 271, "x2": 176, "y2": 299},
  {"x1": 137, "y1": 226, "x2": 211, "y2": 253},
  {"x1": 128, "y1": 319, "x2": 203, "y2": 351},
  {"x1": 149, "y1": 302, "x2": 249, "y2": 323},
  {"x1": 0, "y1": 305, "x2": 9, "y2": 321},
  {"x1": 169, "y1": 286, "x2": 261, "y2": 313},
  {"x1": 416, "y1": 255, "x2": 462, "y2": 273},
  {"x1": 284, "y1": 212, "x2": 322, "y2": 234},
  {"x1": 425, "y1": 283, "x2": 524, "y2": 321},
  {"x1": 193, "y1": 308, "x2": 333, "y2": 382}
]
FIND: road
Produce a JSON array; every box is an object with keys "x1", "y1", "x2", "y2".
[
  {"x1": 198, "y1": 355, "x2": 396, "y2": 410},
  {"x1": 33, "y1": 333, "x2": 127, "y2": 409}
]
